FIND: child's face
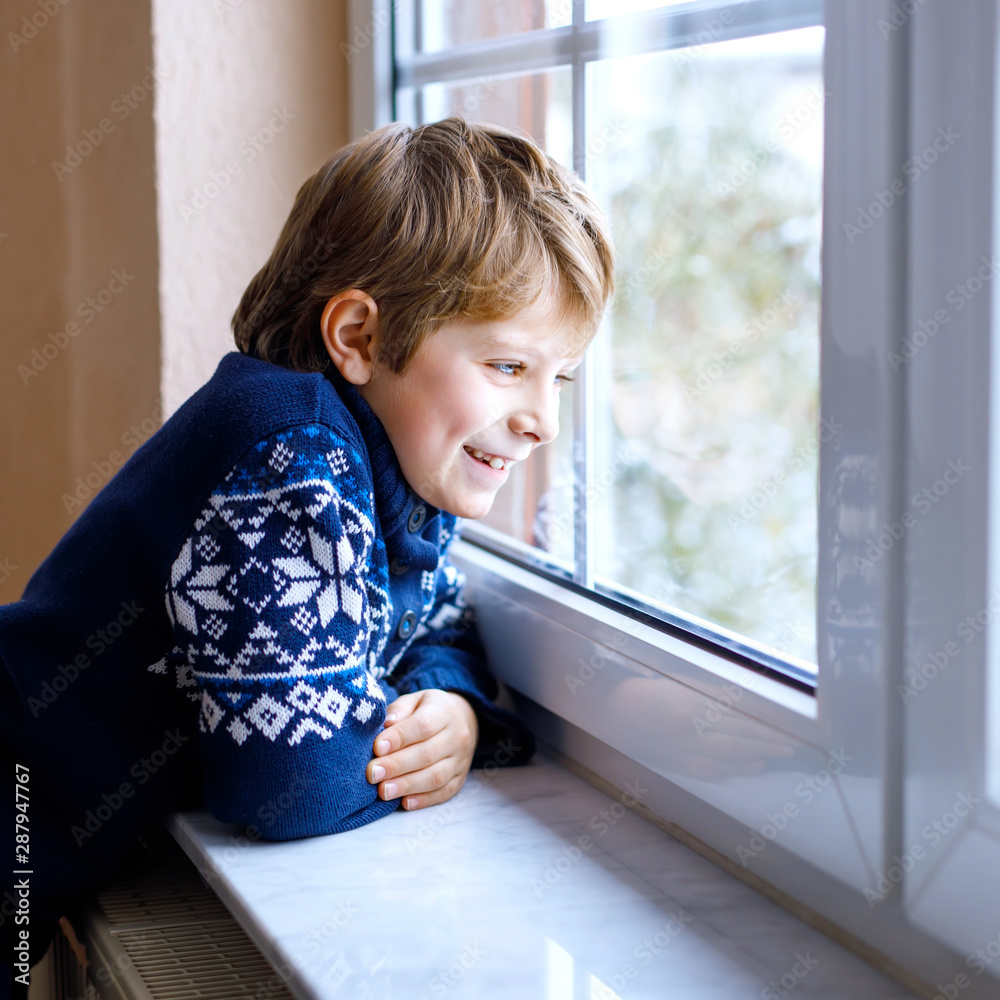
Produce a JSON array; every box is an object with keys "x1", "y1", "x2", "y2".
[{"x1": 360, "y1": 293, "x2": 584, "y2": 519}]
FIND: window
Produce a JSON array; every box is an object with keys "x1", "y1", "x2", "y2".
[
  {"x1": 350, "y1": 0, "x2": 1000, "y2": 987},
  {"x1": 395, "y1": 0, "x2": 822, "y2": 685}
]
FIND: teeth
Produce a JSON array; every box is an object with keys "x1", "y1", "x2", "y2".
[{"x1": 465, "y1": 446, "x2": 508, "y2": 470}]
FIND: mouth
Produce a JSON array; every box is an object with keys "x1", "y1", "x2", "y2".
[{"x1": 464, "y1": 446, "x2": 515, "y2": 471}]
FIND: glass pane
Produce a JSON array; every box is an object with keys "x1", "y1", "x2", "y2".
[
  {"x1": 586, "y1": 0, "x2": 691, "y2": 20},
  {"x1": 402, "y1": 70, "x2": 576, "y2": 568},
  {"x1": 587, "y1": 26, "x2": 824, "y2": 667},
  {"x1": 416, "y1": 0, "x2": 572, "y2": 53}
]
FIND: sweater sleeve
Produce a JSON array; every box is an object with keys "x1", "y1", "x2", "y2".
[
  {"x1": 162, "y1": 424, "x2": 399, "y2": 840},
  {"x1": 387, "y1": 534, "x2": 536, "y2": 769}
]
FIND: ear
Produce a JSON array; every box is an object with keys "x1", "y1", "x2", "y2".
[{"x1": 320, "y1": 290, "x2": 380, "y2": 385}]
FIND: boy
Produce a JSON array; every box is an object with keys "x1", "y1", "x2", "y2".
[{"x1": 1, "y1": 116, "x2": 615, "y2": 990}]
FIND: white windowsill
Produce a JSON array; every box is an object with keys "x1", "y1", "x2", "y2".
[{"x1": 168, "y1": 752, "x2": 923, "y2": 1000}]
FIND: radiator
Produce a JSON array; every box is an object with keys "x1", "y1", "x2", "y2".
[{"x1": 32, "y1": 827, "x2": 297, "y2": 1000}]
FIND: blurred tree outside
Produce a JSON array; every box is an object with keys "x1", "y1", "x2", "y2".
[{"x1": 585, "y1": 32, "x2": 824, "y2": 665}]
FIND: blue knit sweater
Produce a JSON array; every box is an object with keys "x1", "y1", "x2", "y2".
[{"x1": 0, "y1": 351, "x2": 534, "y2": 975}]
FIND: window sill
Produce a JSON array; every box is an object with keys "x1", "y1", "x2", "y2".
[{"x1": 169, "y1": 751, "x2": 923, "y2": 1000}]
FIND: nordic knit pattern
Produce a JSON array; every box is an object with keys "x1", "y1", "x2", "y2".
[{"x1": 159, "y1": 422, "x2": 455, "y2": 837}]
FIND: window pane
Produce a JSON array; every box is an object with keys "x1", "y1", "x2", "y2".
[
  {"x1": 414, "y1": 0, "x2": 572, "y2": 53},
  {"x1": 400, "y1": 70, "x2": 576, "y2": 568},
  {"x1": 586, "y1": 0, "x2": 691, "y2": 20},
  {"x1": 586, "y1": 27, "x2": 824, "y2": 666}
]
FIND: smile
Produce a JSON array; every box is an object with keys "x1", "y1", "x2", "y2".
[{"x1": 464, "y1": 446, "x2": 513, "y2": 471}]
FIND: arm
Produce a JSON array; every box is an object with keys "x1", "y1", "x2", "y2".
[
  {"x1": 366, "y1": 540, "x2": 535, "y2": 809},
  {"x1": 165, "y1": 424, "x2": 397, "y2": 840}
]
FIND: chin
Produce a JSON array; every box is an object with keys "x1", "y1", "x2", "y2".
[{"x1": 445, "y1": 493, "x2": 495, "y2": 520}]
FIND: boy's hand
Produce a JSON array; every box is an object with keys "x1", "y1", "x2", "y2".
[{"x1": 366, "y1": 689, "x2": 479, "y2": 810}]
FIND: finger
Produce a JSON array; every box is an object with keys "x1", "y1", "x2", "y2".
[
  {"x1": 382, "y1": 692, "x2": 421, "y2": 729},
  {"x1": 377, "y1": 755, "x2": 461, "y2": 801},
  {"x1": 372, "y1": 702, "x2": 445, "y2": 757},
  {"x1": 367, "y1": 731, "x2": 451, "y2": 785},
  {"x1": 401, "y1": 774, "x2": 466, "y2": 811}
]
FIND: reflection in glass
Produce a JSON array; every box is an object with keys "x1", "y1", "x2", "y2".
[
  {"x1": 402, "y1": 71, "x2": 576, "y2": 568},
  {"x1": 416, "y1": 0, "x2": 572, "y2": 53},
  {"x1": 584, "y1": 28, "x2": 824, "y2": 665}
]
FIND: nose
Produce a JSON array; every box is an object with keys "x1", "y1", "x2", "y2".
[{"x1": 508, "y1": 383, "x2": 560, "y2": 446}]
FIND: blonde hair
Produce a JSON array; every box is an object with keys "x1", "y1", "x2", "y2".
[{"x1": 233, "y1": 117, "x2": 615, "y2": 374}]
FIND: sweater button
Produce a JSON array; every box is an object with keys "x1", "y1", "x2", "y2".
[
  {"x1": 407, "y1": 504, "x2": 426, "y2": 533},
  {"x1": 397, "y1": 610, "x2": 418, "y2": 640},
  {"x1": 390, "y1": 558, "x2": 409, "y2": 575}
]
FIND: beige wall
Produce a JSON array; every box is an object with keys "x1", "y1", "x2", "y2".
[
  {"x1": 0, "y1": 0, "x2": 348, "y2": 598},
  {"x1": 153, "y1": 0, "x2": 349, "y2": 415}
]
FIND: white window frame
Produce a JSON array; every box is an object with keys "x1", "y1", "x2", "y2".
[
  {"x1": 349, "y1": 0, "x2": 1000, "y2": 988},
  {"x1": 899, "y1": 0, "x2": 1000, "y2": 962}
]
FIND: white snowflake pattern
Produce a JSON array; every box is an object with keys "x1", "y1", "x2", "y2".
[{"x1": 269, "y1": 441, "x2": 294, "y2": 473}]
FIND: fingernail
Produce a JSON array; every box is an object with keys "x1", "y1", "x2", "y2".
[
  {"x1": 384, "y1": 782, "x2": 398, "y2": 799},
  {"x1": 371, "y1": 765, "x2": 385, "y2": 782},
  {"x1": 385, "y1": 713, "x2": 397, "y2": 723},
  {"x1": 375, "y1": 739, "x2": 390, "y2": 755}
]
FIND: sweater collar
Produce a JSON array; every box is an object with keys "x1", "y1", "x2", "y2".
[{"x1": 324, "y1": 368, "x2": 444, "y2": 568}]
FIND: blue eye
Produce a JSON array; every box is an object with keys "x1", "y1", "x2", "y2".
[
  {"x1": 555, "y1": 373, "x2": 575, "y2": 386},
  {"x1": 491, "y1": 362, "x2": 523, "y2": 376}
]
